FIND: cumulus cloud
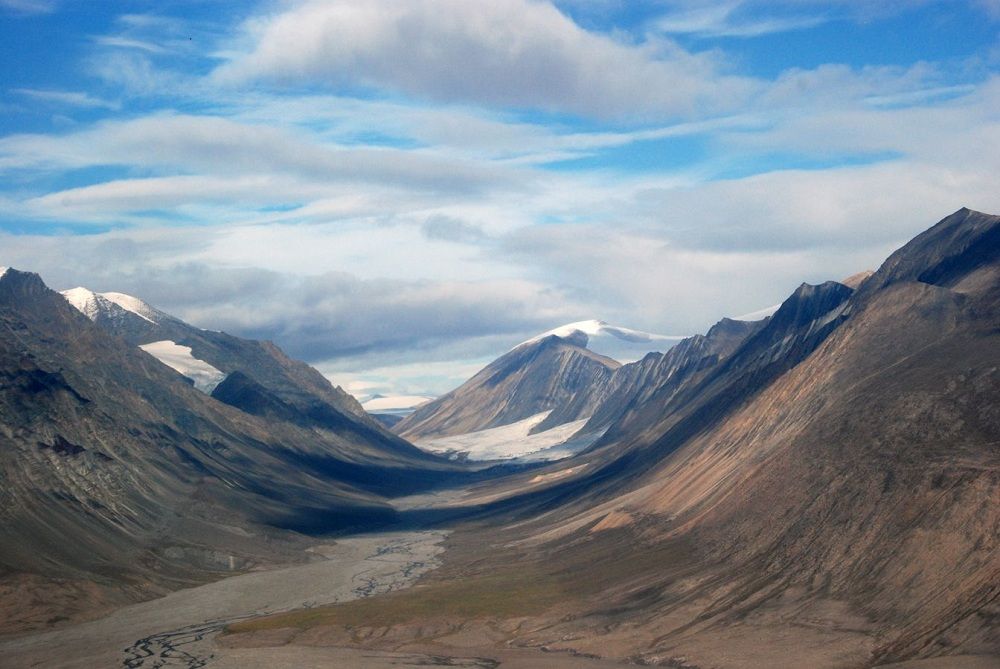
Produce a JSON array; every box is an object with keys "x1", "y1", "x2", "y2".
[
  {"x1": 3, "y1": 0, "x2": 998, "y2": 396},
  {"x1": 214, "y1": 0, "x2": 756, "y2": 119}
]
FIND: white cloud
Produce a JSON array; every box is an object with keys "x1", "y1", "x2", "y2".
[
  {"x1": 654, "y1": 1, "x2": 826, "y2": 38},
  {"x1": 0, "y1": 0, "x2": 54, "y2": 14},
  {"x1": 93, "y1": 36, "x2": 169, "y2": 54},
  {"x1": 214, "y1": 0, "x2": 756, "y2": 119},
  {"x1": 0, "y1": 113, "x2": 524, "y2": 196},
  {"x1": 11, "y1": 88, "x2": 119, "y2": 110}
]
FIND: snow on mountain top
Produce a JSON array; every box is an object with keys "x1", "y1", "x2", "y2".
[
  {"x1": 100, "y1": 292, "x2": 160, "y2": 323},
  {"x1": 521, "y1": 319, "x2": 682, "y2": 347},
  {"x1": 361, "y1": 395, "x2": 434, "y2": 412},
  {"x1": 0, "y1": 267, "x2": 7, "y2": 279},
  {"x1": 61, "y1": 287, "x2": 106, "y2": 320},
  {"x1": 139, "y1": 340, "x2": 225, "y2": 393},
  {"x1": 517, "y1": 319, "x2": 685, "y2": 363},
  {"x1": 61, "y1": 286, "x2": 159, "y2": 324}
]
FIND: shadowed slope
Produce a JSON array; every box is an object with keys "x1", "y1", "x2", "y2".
[{"x1": 0, "y1": 270, "x2": 464, "y2": 633}]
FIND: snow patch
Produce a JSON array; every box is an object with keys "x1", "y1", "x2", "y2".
[
  {"x1": 0, "y1": 267, "x2": 7, "y2": 279},
  {"x1": 415, "y1": 411, "x2": 605, "y2": 462},
  {"x1": 139, "y1": 340, "x2": 226, "y2": 393}
]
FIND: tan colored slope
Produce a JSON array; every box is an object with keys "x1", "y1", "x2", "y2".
[
  {"x1": 523, "y1": 256, "x2": 1000, "y2": 664},
  {"x1": 212, "y1": 209, "x2": 1000, "y2": 668}
]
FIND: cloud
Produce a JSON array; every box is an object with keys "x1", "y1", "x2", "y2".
[
  {"x1": 93, "y1": 36, "x2": 169, "y2": 54},
  {"x1": 421, "y1": 214, "x2": 489, "y2": 243},
  {"x1": 0, "y1": 227, "x2": 582, "y2": 364},
  {"x1": 654, "y1": 1, "x2": 826, "y2": 38},
  {"x1": 11, "y1": 88, "x2": 119, "y2": 110},
  {"x1": 214, "y1": 0, "x2": 756, "y2": 120},
  {"x1": 0, "y1": 114, "x2": 524, "y2": 201},
  {"x1": 975, "y1": 0, "x2": 1000, "y2": 18},
  {"x1": 0, "y1": 0, "x2": 54, "y2": 15}
]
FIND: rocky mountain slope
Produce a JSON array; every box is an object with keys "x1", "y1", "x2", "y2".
[
  {"x1": 229, "y1": 208, "x2": 1000, "y2": 668},
  {"x1": 0, "y1": 272, "x2": 461, "y2": 633},
  {"x1": 60, "y1": 286, "x2": 388, "y2": 435},
  {"x1": 480, "y1": 208, "x2": 1000, "y2": 666}
]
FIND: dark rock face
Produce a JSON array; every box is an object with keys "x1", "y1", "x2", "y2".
[
  {"x1": 210, "y1": 370, "x2": 303, "y2": 424},
  {"x1": 396, "y1": 335, "x2": 621, "y2": 440}
]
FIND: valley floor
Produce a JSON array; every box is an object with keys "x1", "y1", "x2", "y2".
[{"x1": 0, "y1": 531, "x2": 448, "y2": 669}]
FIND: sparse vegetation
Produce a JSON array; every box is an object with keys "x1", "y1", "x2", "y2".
[{"x1": 225, "y1": 565, "x2": 570, "y2": 634}]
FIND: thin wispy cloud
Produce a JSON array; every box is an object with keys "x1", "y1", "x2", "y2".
[
  {"x1": 11, "y1": 88, "x2": 119, "y2": 110},
  {"x1": 0, "y1": 0, "x2": 54, "y2": 15},
  {"x1": 654, "y1": 1, "x2": 827, "y2": 38},
  {"x1": 93, "y1": 36, "x2": 169, "y2": 54}
]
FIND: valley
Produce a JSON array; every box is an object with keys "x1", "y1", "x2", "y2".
[
  {"x1": 3, "y1": 3, "x2": 999, "y2": 666},
  {"x1": 1, "y1": 208, "x2": 998, "y2": 668},
  {"x1": 0, "y1": 531, "x2": 448, "y2": 668}
]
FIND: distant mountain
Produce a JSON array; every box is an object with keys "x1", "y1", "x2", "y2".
[
  {"x1": 395, "y1": 333, "x2": 622, "y2": 445},
  {"x1": 396, "y1": 318, "x2": 751, "y2": 461},
  {"x1": 517, "y1": 319, "x2": 684, "y2": 362},
  {"x1": 0, "y1": 272, "x2": 461, "y2": 633},
  {"x1": 58, "y1": 286, "x2": 403, "y2": 447}
]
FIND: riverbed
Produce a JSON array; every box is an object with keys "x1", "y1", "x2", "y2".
[{"x1": 1, "y1": 531, "x2": 448, "y2": 669}]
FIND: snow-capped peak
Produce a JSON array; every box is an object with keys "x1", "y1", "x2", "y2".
[
  {"x1": 61, "y1": 287, "x2": 159, "y2": 324},
  {"x1": 525, "y1": 319, "x2": 678, "y2": 345},
  {"x1": 517, "y1": 319, "x2": 685, "y2": 363},
  {"x1": 0, "y1": 267, "x2": 8, "y2": 280},
  {"x1": 99, "y1": 292, "x2": 160, "y2": 323}
]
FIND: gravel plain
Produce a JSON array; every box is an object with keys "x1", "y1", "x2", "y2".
[{"x1": 0, "y1": 531, "x2": 448, "y2": 669}]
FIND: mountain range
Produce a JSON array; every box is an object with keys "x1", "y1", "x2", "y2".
[
  {"x1": 1, "y1": 208, "x2": 997, "y2": 668},
  {"x1": 218, "y1": 207, "x2": 999, "y2": 667}
]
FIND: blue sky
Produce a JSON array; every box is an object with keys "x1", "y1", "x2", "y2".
[{"x1": 1, "y1": 0, "x2": 999, "y2": 397}]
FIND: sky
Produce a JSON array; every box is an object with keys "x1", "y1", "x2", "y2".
[{"x1": 1, "y1": 0, "x2": 998, "y2": 399}]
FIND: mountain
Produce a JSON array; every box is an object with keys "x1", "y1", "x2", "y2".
[
  {"x1": 444, "y1": 208, "x2": 1000, "y2": 666},
  {"x1": 395, "y1": 319, "x2": 679, "y2": 440},
  {"x1": 395, "y1": 318, "x2": 751, "y2": 461},
  {"x1": 59, "y1": 286, "x2": 404, "y2": 447},
  {"x1": 395, "y1": 332, "x2": 622, "y2": 443},
  {"x1": 223, "y1": 209, "x2": 1000, "y2": 667},
  {"x1": 0, "y1": 271, "x2": 461, "y2": 633}
]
